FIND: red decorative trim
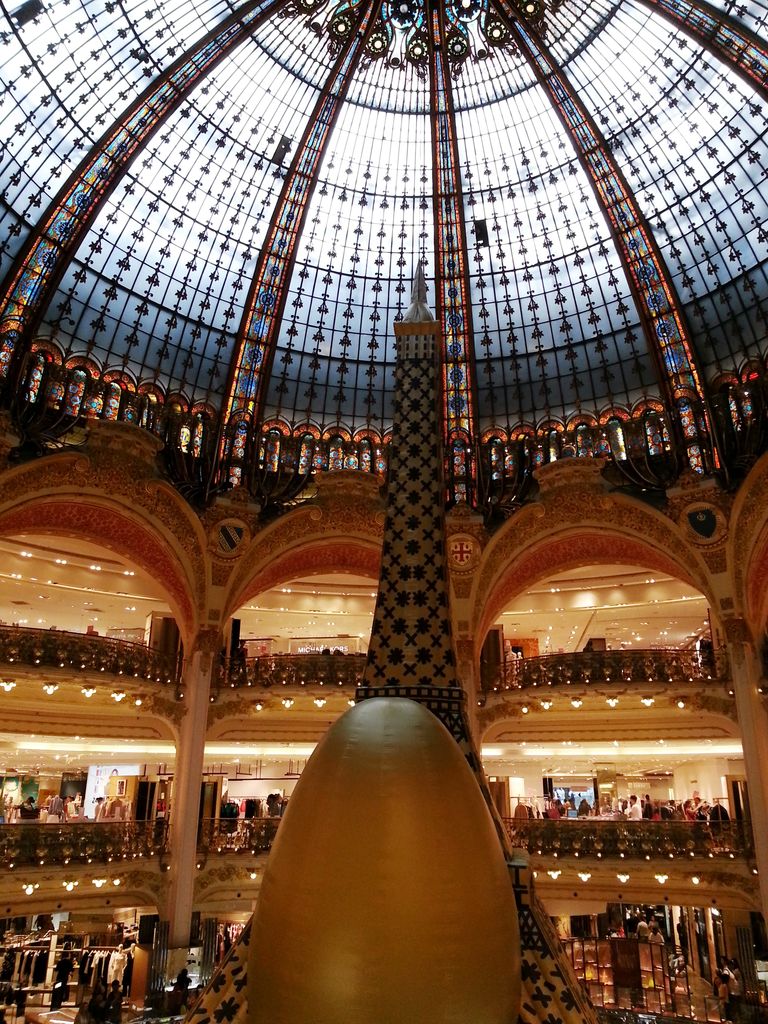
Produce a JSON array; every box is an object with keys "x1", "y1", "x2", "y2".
[{"x1": 0, "y1": 500, "x2": 195, "y2": 635}]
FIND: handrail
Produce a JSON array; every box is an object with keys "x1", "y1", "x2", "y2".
[
  {"x1": 0, "y1": 624, "x2": 181, "y2": 684},
  {"x1": 487, "y1": 647, "x2": 729, "y2": 692},
  {"x1": 218, "y1": 652, "x2": 367, "y2": 691},
  {"x1": 198, "y1": 817, "x2": 280, "y2": 853},
  {"x1": 0, "y1": 817, "x2": 754, "y2": 873},
  {"x1": 0, "y1": 820, "x2": 166, "y2": 867},
  {"x1": 503, "y1": 816, "x2": 754, "y2": 860}
]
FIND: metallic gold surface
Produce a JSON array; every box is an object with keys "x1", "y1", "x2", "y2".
[{"x1": 248, "y1": 697, "x2": 521, "y2": 1023}]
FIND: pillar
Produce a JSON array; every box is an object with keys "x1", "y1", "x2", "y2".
[
  {"x1": 166, "y1": 626, "x2": 220, "y2": 948},
  {"x1": 724, "y1": 616, "x2": 768, "y2": 924}
]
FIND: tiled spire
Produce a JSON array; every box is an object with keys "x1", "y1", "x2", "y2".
[{"x1": 361, "y1": 263, "x2": 458, "y2": 690}]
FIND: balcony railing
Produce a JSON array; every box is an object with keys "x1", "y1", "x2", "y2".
[
  {"x1": 217, "y1": 653, "x2": 367, "y2": 691},
  {"x1": 0, "y1": 624, "x2": 181, "y2": 684},
  {"x1": 197, "y1": 817, "x2": 280, "y2": 854},
  {"x1": 0, "y1": 820, "x2": 166, "y2": 867},
  {"x1": 488, "y1": 648, "x2": 729, "y2": 693},
  {"x1": 503, "y1": 818, "x2": 754, "y2": 861},
  {"x1": 0, "y1": 817, "x2": 754, "y2": 877}
]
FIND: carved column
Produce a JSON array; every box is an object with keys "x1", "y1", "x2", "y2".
[
  {"x1": 724, "y1": 616, "x2": 768, "y2": 923},
  {"x1": 167, "y1": 626, "x2": 220, "y2": 948}
]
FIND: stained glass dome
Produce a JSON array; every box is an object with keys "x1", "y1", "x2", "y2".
[{"x1": 0, "y1": 0, "x2": 766, "y2": 495}]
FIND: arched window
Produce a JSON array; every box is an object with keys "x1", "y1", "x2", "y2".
[
  {"x1": 139, "y1": 392, "x2": 158, "y2": 430},
  {"x1": 328, "y1": 436, "x2": 344, "y2": 472},
  {"x1": 575, "y1": 424, "x2": 593, "y2": 458},
  {"x1": 263, "y1": 429, "x2": 281, "y2": 473},
  {"x1": 64, "y1": 369, "x2": 87, "y2": 418},
  {"x1": 298, "y1": 435, "x2": 314, "y2": 475},
  {"x1": 607, "y1": 418, "x2": 627, "y2": 460},
  {"x1": 359, "y1": 440, "x2": 372, "y2": 473},
  {"x1": 192, "y1": 416, "x2": 205, "y2": 458},
  {"x1": 548, "y1": 430, "x2": 560, "y2": 462},
  {"x1": 488, "y1": 438, "x2": 504, "y2": 479},
  {"x1": 451, "y1": 436, "x2": 469, "y2": 502},
  {"x1": 24, "y1": 352, "x2": 46, "y2": 403},
  {"x1": 103, "y1": 382, "x2": 122, "y2": 421}
]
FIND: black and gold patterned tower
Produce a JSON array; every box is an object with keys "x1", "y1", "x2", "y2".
[
  {"x1": 188, "y1": 266, "x2": 598, "y2": 1024},
  {"x1": 356, "y1": 264, "x2": 476, "y2": 754},
  {"x1": 356, "y1": 264, "x2": 599, "y2": 1024}
]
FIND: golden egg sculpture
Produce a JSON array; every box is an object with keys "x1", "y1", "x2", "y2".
[{"x1": 248, "y1": 697, "x2": 521, "y2": 1024}]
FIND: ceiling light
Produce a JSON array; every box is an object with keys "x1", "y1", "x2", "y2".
[
  {"x1": 0, "y1": 681, "x2": 16, "y2": 692},
  {"x1": 81, "y1": 687, "x2": 96, "y2": 697},
  {"x1": 111, "y1": 691, "x2": 126, "y2": 702},
  {"x1": 92, "y1": 879, "x2": 106, "y2": 888},
  {"x1": 112, "y1": 878, "x2": 121, "y2": 886},
  {"x1": 641, "y1": 697, "x2": 655, "y2": 706},
  {"x1": 578, "y1": 872, "x2": 592, "y2": 882},
  {"x1": 23, "y1": 883, "x2": 38, "y2": 895},
  {"x1": 89, "y1": 564, "x2": 102, "y2": 572},
  {"x1": 691, "y1": 875, "x2": 700, "y2": 885},
  {"x1": 255, "y1": 702, "x2": 263, "y2": 712},
  {"x1": 677, "y1": 700, "x2": 685, "y2": 709},
  {"x1": 547, "y1": 870, "x2": 561, "y2": 879},
  {"x1": 134, "y1": 698, "x2": 142, "y2": 706},
  {"x1": 313, "y1": 698, "x2": 326, "y2": 708},
  {"x1": 347, "y1": 699, "x2": 355, "y2": 707},
  {"x1": 521, "y1": 705, "x2": 529, "y2": 714},
  {"x1": 571, "y1": 698, "x2": 582, "y2": 708},
  {"x1": 281, "y1": 698, "x2": 294, "y2": 709},
  {"x1": 655, "y1": 873, "x2": 668, "y2": 884},
  {"x1": 540, "y1": 699, "x2": 552, "y2": 710},
  {"x1": 616, "y1": 873, "x2": 630, "y2": 884},
  {"x1": 606, "y1": 697, "x2": 618, "y2": 707},
  {"x1": 43, "y1": 684, "x2": 58, "y2": 695},
  {"x1": 55, "y1": 558, "x2": 67, "y2": 565},
  {"x1": 62, "y1": 880, "x2": 78, "y2": 891}
]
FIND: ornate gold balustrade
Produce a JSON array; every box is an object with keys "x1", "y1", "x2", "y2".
[
  {"x1": 0, "y1": 624, "x2": 181, "y2": 684},
  {"x1": 197, "y1": 817, "x2": 280, "y2": 857},
  {"x1": 0, "y1": 817, "x2": 754, "y2": 882},
  {"x1": 503, "y1": 817, "x2": 754, "y2": 861},
  {"x1": 218, "y1": 653, "x2": 367, "y2": 692},
  {"x1": 488, "y1": 648, "x2": 729, "y2": 693},
  {"x1": 0, "y1": 820, "x2": 166, "y2": 868}
]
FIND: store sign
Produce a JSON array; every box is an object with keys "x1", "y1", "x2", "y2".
[{"x1": 610, "y1": 939, "x2": 641, "y2": 989}]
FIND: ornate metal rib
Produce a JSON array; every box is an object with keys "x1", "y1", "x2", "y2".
[
  {"x1": 638, "y1": 0, "x2": 768, "y2": 97},
  {"x1": 493, "y1": 0, "x2": 716, "y2": 472},
  {"x1": 0, "y1": 0, "x2": 291, "y2": 387},
  {"x1": 223, "y1": 0, "x2": 382, "y2": 426}
]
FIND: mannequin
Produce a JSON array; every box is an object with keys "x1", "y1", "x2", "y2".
[{"x1": 107, "y1": 945, "x2": 128, "y2": 987}]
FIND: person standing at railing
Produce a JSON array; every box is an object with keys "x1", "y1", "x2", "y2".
[
  {"x1": 48, "y1": 794, "x2": 63, "y2": 823},
  {"x1": 627, "y1": 795, "x2": 643, "y2": 820}
]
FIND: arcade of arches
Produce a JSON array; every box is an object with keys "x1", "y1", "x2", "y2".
[{"x1": 0, "y1": 429, "x2": 767, "y2": 978}]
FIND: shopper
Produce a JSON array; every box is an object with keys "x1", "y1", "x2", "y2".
[
  {"x1": 105, "y1": 981, "x2": 122, "y2": 1024},
  {"x1": 88, "y1": 982, "x2": 107, "y2": 1023},
  {"x1": 627, "y1": 795, "x2": 642, "y2": 820}
]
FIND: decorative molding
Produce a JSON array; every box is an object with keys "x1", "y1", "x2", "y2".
[
  {"x1": 141, "y1": 692, "x2": 187, "y2": 728},
  {"x1": 475, "y1": 492, "x2": 708, "y2": 648}
]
